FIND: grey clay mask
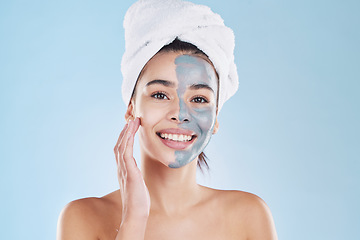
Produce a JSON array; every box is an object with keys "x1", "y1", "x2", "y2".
[{"x1": 168, "y1": 55, "x2": 217, "y2": 168}]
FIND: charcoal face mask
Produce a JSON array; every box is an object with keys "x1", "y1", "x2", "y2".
[{"x1": 168, "y1": 55, "x2": 218, "y2": 168}]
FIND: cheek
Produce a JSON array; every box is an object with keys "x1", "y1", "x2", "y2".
[
  {"x1": 192, "y1": 107, "x2": 216, "y2": 133},
  {"x1": 137, "y1": 101, "x2": 163, "y2": 153},
  {"x1": 136, "y1": 99, "x2": 169, "y2": 140},
  {"x1": 136, "y1": 99, "x2": 164, "y2": 125}
]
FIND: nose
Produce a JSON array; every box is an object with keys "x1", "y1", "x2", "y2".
[{"x1": 169, "y1": 98, "x2": 191, "y2": 123}]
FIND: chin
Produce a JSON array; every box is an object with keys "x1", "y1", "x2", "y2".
[
  {"x1": 168, "y1": 161, "x2": 186, "y2": 168},
  {"x1": 167, "y1": 154, "x2": 198, "y2": 168}
]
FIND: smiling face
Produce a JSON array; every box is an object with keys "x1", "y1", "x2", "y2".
[{"x1": 128, "y1": 51, "x2": 218, "y2": 168}]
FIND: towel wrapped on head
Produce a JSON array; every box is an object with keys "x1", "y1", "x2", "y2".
[{"x1": 121, "y1": 0, "x2": 238, "y2": 112}]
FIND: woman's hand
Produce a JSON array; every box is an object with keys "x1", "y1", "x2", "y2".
[{"x1": 114, "y1": 118, "x2": 150, "y2": 224}]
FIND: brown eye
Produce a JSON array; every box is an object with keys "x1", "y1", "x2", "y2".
[
  {"x1": 151, "y1": 92, "x2": 169, "y2": 100},
  {"x1": 191, "y1": 96, "x2": 208, "y2": 103}
]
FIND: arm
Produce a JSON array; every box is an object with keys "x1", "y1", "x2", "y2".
[
  {"x1": 57, "y1": 119, "x2": 150, "y2": 240},
  {"x1": 114, "y1": 118, "x2": 150, "y2": 240}
]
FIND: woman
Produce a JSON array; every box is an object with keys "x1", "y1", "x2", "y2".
[{"x1": 57, "y1": 0, "x2": 277, "y2": 239}]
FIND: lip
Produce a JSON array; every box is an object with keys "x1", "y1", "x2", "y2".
[
  {"x1": 157, "y1": 128, "x2": 196, "y2": 135},
  {"x1": 156, "y1": 128, "x2": 197, "y2": 150}
]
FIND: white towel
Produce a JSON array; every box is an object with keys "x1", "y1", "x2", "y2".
[{"x1": 121, "y1": 0, "x2": 238, "y2": 112}]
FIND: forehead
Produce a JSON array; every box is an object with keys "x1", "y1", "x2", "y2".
[
  {"x1": 138, "y1": 51, "x2": 218, "y2": 88},
  {"x1": 174, "y1": 54, "x2": 217, "y2": 89}
]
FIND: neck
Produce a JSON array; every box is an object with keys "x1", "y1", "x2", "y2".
[{"x1": 141, "y1": 153, "x2": 201, "y2": 215}]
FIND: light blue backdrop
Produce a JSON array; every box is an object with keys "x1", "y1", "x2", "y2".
[{"x1": 1, "y1": 0, "x2": 359, "y2": 239}]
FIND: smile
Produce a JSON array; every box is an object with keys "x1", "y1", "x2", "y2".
[
  {"x1": 156, "y1": 128, "x2": 197, "y2": 150},
  {"x1": 158, "y1": 133, "x2": 195, "y2": 142}
]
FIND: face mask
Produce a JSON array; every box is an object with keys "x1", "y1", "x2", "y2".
[{"x1": 168, "y1": 55, "x2": 218, "y2": 168}]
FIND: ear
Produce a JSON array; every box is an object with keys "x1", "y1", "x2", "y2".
[
  {"x1": 125, "y1": 100, "x2": 135, "y2": 122},
  {"x1": 212, "y1": 118, "x2": 219, "y2": 134}
]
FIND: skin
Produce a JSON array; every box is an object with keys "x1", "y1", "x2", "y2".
[
  {"x1": 170, "y1": 55, "x2": 218, "y2": 168},
  {"x1": 57, "y1": 51, "x2": 278, "y2": 240}
]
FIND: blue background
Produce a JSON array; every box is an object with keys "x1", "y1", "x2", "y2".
[{"x1": 1, "y1": 0, "x2": 359, "y2": 239}]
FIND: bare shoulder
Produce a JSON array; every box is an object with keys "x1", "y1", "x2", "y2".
[
  {"x1": 200, "y1": 186, "x2": 278, "y2": 239},
  {"x1": 201, "y1": 186, "x2": 267, "y2": 209},
  {"x1": 221, "y1": 189, "x2": 270, "y2": 213},
  {"x1": 224, "y1": 190, "x2": 278, "y2": 240},
  {"x1": 57, "y1": 191, "x2": 121, "y2": 240}
]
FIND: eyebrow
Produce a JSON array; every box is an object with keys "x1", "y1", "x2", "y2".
[
  {"x1": 189, "y1": 83, "x2": 214, "y2": 93},
  {"x1": 145, "y1": 79, "x2": 176, "y2": 88},
  {"x1": 145, "y1": 80, "x2": 214, "y2": 93}
]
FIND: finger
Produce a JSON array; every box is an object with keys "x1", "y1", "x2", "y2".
[
  {"x1": 123, "y1": 118, "x2": 138, "y2": 139},
  {"x1": 122, "y1": 118, "x2": 140, "y2": 171},
  {"x1": 116, "y1": 122, "x2": 133, "y2": 172},
  {"x1": 114, "y1": 123, "x2": 129, "y2": 167},
  {"x1": 133, "y1": 117, "x2": 141, "y2": 133},
  {"x1": 115, "y1": 123, "x2": 129, "y2": 151},
  {"x1": 123, "y1": 127, "x2": 138, "y2": 173},
  {"x1": 118, "y1": 120, "x2": 134, "y2": 168}
]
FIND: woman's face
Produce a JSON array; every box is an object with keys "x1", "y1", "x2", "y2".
[{"x1": 129, "y1": 51, "x2": 218, "y2": 168}]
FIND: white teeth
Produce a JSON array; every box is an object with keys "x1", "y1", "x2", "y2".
[{"x1": 159, "y1": 133, "x2": 193, "y2": 142}]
